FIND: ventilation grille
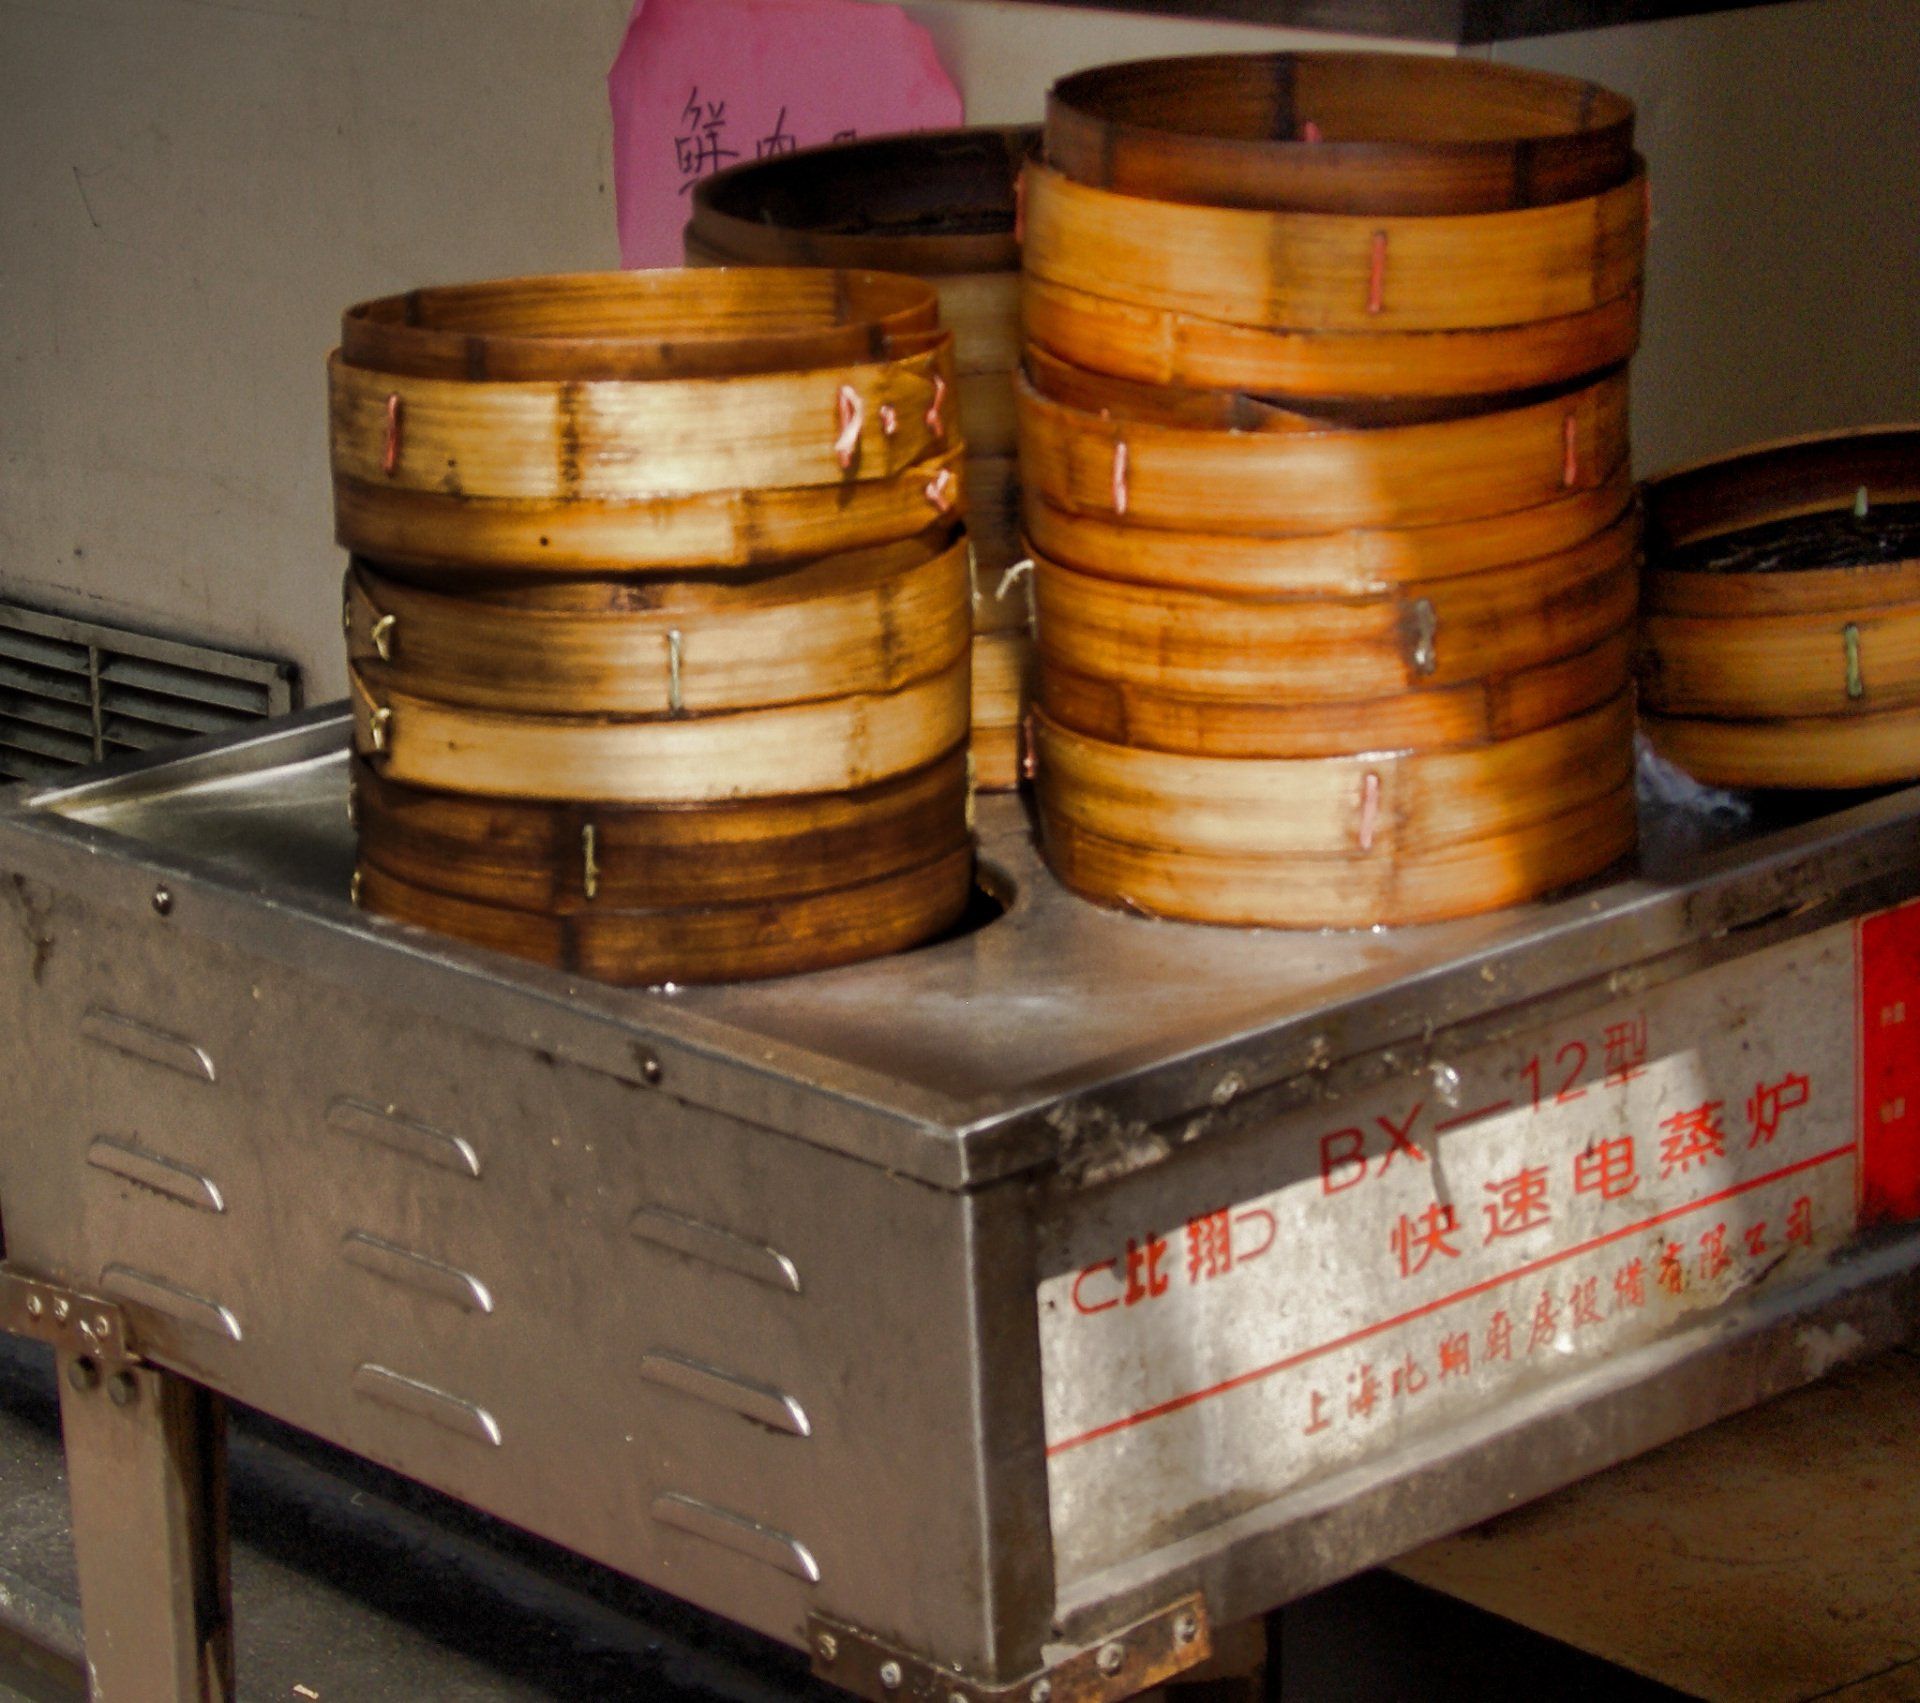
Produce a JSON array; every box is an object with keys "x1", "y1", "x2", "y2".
[{"x1": 0, "y1": 603, "x2": 298, "y2": 783}]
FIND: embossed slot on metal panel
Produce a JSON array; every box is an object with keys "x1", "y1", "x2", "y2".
[
  {"x1": 627, "y1": 1206, "x2": 801, "y2": 1293},
  {"x1": 86, "y1": 1136, "x2": 226, "y2": 1213},
  {"x1": 326, "y1": 1097, "x2": 480, "y2": 1178},
  {"x1": 80, "y1": 1008, "x2": 215, "y2": 1083},
  {"x1": 651, "y1": 1492, "x2": 820, "y2": 1584},
  {"x1": 341, "y1": 1231, "x2": 492, "y2": 1314},
  {"x1": 99, "y1": 1264, "x2": 242, "y2": 1342},
  {"x1": 351, "y1": 1364, "x2": 502, "y2": 1446},
  {"x1": 638, "y1": 1351, "x2": 810, "y2": 1437}
]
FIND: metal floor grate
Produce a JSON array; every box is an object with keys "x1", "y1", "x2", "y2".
[{"x1": 0, "y1": 603, "x2": 298, "y2": 783}]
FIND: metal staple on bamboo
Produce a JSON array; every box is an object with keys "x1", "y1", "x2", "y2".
[
  {"x1": 1022, "y1": 51, "x2": 1649, "y2": 928},
  {"x1": 329, "y1": 268, "x2": 975, "y2": 983}
]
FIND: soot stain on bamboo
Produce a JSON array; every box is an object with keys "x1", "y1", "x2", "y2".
[{"x1": 556, "y1": 381, "x2": 585, "y2": 498}]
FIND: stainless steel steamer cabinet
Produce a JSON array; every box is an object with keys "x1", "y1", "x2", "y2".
[{"x1": 2, "y1": 709, "x2": 1917, "y2": 1701}]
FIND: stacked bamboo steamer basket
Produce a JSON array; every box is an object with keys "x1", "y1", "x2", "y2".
[
  {"x1": 329, "y1": 268, "x2": 975, "y2": 983},
  {"x1": 1020, "y1": 53, "x2": 1650, "y2": 927},
  {"x1": 1640, "y1": 425, "x2": 1920, "y2": 790},
  {"x1": 685, "y1": 128, "x2": 1038, "y2": 789}
]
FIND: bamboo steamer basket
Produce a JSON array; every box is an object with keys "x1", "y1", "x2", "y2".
[
  {"x1": 685, "y1": 131, "x2": 1038, "y2": 788},
  {"x1": 1639, "y1": 425, "x2": 1920, "y2": 789},
  {"x1": 332, "y1": 268, "x2": 975, "y2": 981},
  {"x1": 970, "y1": 628, "x2": 1034, "y2": 791},
  {"x1": 1032, "y1": 503, "x2": 1637, "y2": 711},
  {"x1": 1019, "y1": 366, "x2": 1628, "y2": 537},
  {"x1": 344, "y1": 531, "x2": 968, "y2": 715},
  {"x1": 333, "y1": 269, "x2": 965, "y2": 576},
  {"x1": 350, "y1": 751, "x2": 969, "y2": 912},
  {"x1": 1021, "y1": 162, "x2": 1644, "y2": 401},
  {"x1": 356, "y1": 846, "x2": 974, "y2": 986},
  {"x1": 1036, "y1": 694, "x2": 1636, "y2": 927},
  {"x1": 1046, "y1": 53, "x2": 1635, "y2": 216}
]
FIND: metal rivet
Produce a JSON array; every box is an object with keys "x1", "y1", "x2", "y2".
[
  {"x1": 349, "y1": 870, "x2": 364, "y2": 908},
  {"x1": 1096, "y1": 1643, "x2": 1125, "y2": 1676},
  {"x1": 368, "y1": 705, "x2": 393, "y2": 754},
  {"x1": 1174, "y1": 1612, "x2": 1199, "y2": 1646},
  {"x1": 24, "y1": 1295, "x2": 42, "y2": 1319},
  {"x1": 91, "y1": 1315, "x2": 112, "y2": 1340},
  {"x1": 814, "y1": 1634, "x2": 838, "y2": 1664},
  {"x1": 108, "y1": 1371, "x2": 138, "y2": 1408},
  {"x1": 640, "y1": 1056, "x2": 663, "y2": 1087},
  {"x1": 51, "y1": 1299, "x2": 70, "y2": 1324},
  {"x1": 879, "y1": 1661, "x2": 903, "y2": 1691},
  {"x1": 370, "y1": 612, "x2": 397, "y2": 663},
  {"x1": 1029, "y1": 1682, "x2": 1052, "y2": 1703},
  {"x1": 152, "y1": 886, "x2": 173, "y2": 917},
  {"x1": 67, "y1": 1357, "x2": 99, "y2": 1393}
]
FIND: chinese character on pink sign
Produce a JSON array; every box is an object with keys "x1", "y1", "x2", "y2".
[{"x1": 607, "y1": 0, "x2": 964, "y2": 267}]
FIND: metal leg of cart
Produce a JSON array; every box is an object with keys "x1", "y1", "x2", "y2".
[{"x1": 54, "y1": 1349, "x2": 232, "y2": 1703}]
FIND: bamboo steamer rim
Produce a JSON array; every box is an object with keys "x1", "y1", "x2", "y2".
[
  {"x1": 1643, "y1": 423, "x2": 1920, "y2": 552},
  {"x1": 686, "y1": 126, "x2": 1038, "y2": 275},
  {"x1": 1016, "y1": 363, "x2": 1630, "y2": 536},
  {"x1": 350, "y1": 747, "x2": 970, "y2": 911},
  {"x1": 351, "y1": 650, "x2": 970, "y2": 803},
  {"x1": 341, "y1": 267, "x2": 942, "y2": 381},
  {"x1": 1020, "y1": 159, "x2": 1648, "y2": 339},
  {"x1": 1039, "y1": 782, "x2": 1635, "y2": 929},
  {"x1": 345, "y1": 535, "x2": 971, "y2": 716},
  {"x1": 328, "y1": 338, "x2": 960, "y2": 502},
  {"x1": 1038, "y1": 623, "x2": 1633, "y2": 759},
  {"x1": 1020, "y1": 468, "x2": 1637, "y2": 597},
  {"x1": 1046, "y1": 52, "x2": 1635, "y2": 215},
  {"x1": 1639, "y1": 602, "x2": 1920, "y2": 720},
  {"x1": 1021, "y1": 342, "x2": 1576, "y2": 433},
  {"x1": 1021, "y1": 270, "x2": 1643, "y2": 403},
  {"x1": 355, "y1": 843, "x2": 975, "y2": 986},
  {"x1": 1644, "y1": 702, "x2": 1920, "y2": 791},
  {"x1": 1034, "y1": 691, "x2": 1634, "y2": 860},
  {"x1": 334, "y1": 442, "x2": 971, "y2": 576}
]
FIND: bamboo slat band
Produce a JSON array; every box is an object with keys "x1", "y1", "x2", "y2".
[
  {"x1": 1039, "y1": 625, "x2": 1632, "y2": 759},
  {"x1": 350, "y1": 749, "x2": 968, "y2": 911},
  {"x1": 357, "y1": 845, "x2": 974, "y2": 985},
  {"x1": 1644, "y1": 554, "x2": 1920, "y2": 619},
  {"x1": 345, "y1": 534, "x2": 969, "y2": 715},
  {"x1": 1022, "y1": 469, "x2": 1634, "y2": 597},
  {"x1": 686, "y1": 127, "x2": 1034, "y2": 275},
  {"x1": 340, "y1": 268, "x2": 941, "y2": 381},
  {"x1": 334, "y1": 444, "x2": 970, "y2": 573},
  {"x1": 1018, "y1": 368, "x2": 1628, "y2": 535},
  {"x1": 350, "y1": 653, "x2": 969, "y2": 802},
  {"x1": 1039, "y1": 783, "x2": 1635, "y2": 929},
  {"x1": 1033, "y1": 506, "x2": 1637, "y2": 702},
  {"x1": 971, "y1": 628, "x2": 1034, "y2": 728},
  {"x1": 1643, "y1": 704, "x2": 1920, "y2": 792},
  {"x1": 1021, "y1": 272, "x2": 1643, "y2": 400},
  {"x1": 1022, "y1": 162, "x2": 1646, "y2": 337},
  {"x1": 1046, "y1": 54, "x2": 1634, "y2": 216},
  {"x1": 1034, "y1": 692, "x2": 1632, "y2": 860},
  {"x1": 331, "y1": 342, "x2": 957, "y2": 501}
]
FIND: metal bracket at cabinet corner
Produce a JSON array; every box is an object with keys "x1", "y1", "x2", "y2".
[
  {"x1": 0, "y1": 1268, "x2": 139, "y2": 1371},
  {"x1": 809, "y1": 1593, "x2": 1210, "y2": 1703}
]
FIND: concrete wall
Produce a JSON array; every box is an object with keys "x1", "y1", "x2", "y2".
[{"x1": 1, "y1": 0, "x2": 1914, "y2": 700}]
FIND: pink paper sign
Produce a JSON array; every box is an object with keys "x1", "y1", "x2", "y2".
[{"x1": 608, "y1": 0, "x2": 963, "y2": 268}]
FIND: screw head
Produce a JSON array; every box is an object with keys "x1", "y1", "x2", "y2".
[
  {"x1": 108, "y1": 1371, "x2": 138, "y2": 1408},
  {"x1": 1029, "y1": 1682, "x2": 1052, "y2": 1703},
  {"x1": 1096, "y1": 1643, "x2": 1126, "y2": 1676},
  {"x1": 878, "y1": 1660, "x2": 903, "y2": 1692},
  {"x1": 51, "y1": 1298, "x2": 70, "y2": 1324},
  {"x1": 152, "y1": 886, "x2": 173, "y2": 917},
  {"x1": 24, "y1": 1295, "x2": 42, "y2": 1319},
  {"x1": 1174, "y1": 1612, "x2": 1199, "y2": 1646},
  {"x1": 640, "y1": 1056, "x2": 664, "y2": 1086},
  {"x1": 66, "y1": 1357, "x2": 99, "y2": 1393},
  {"x1": 90, "y1": 1315, "x2": 111, "y2": 1341},
  {"x1": 815, "y1": 1634, "x2": 838, "y2": 1664}
]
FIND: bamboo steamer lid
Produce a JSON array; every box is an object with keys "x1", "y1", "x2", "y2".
[
  {"x1": 1045, "y1": 53, "x2": 1636, "y2": 216},
  {"x1": 1639, "y1": 425, "x2": 1920, "y2": 788}
]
